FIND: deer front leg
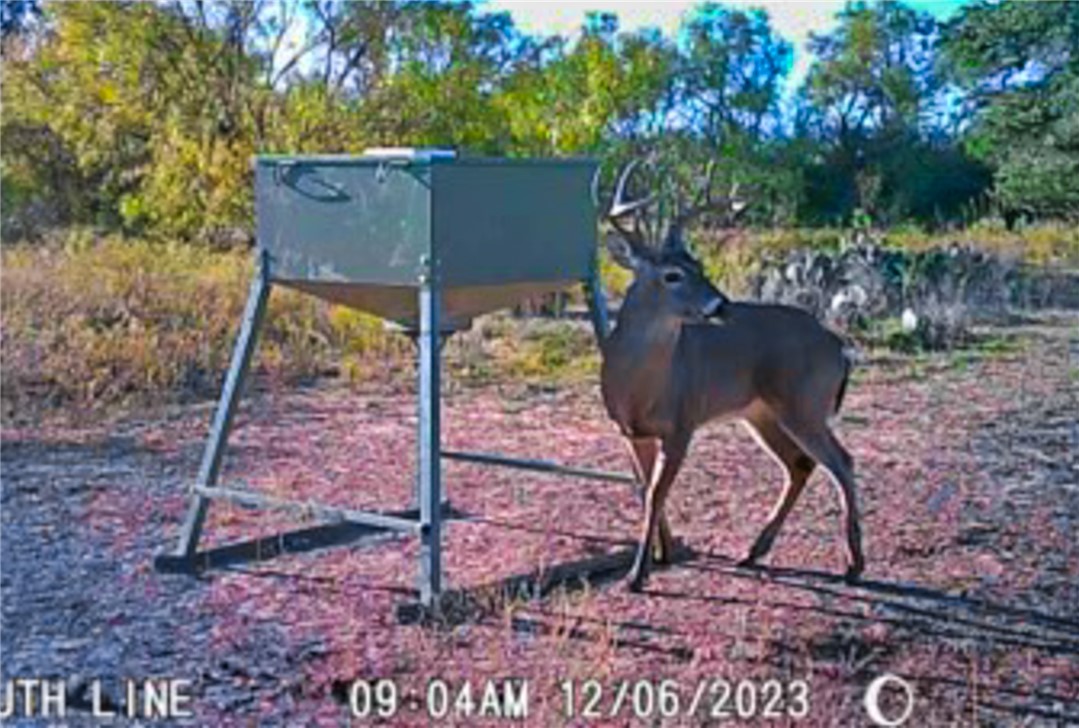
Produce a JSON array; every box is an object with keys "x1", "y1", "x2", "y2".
[
  {"x1": 627, "y1": 434, "x2": 688, "y2": 592},
  {"x1": 627, "y1": 437, "x2": 674, "y2": 564}
]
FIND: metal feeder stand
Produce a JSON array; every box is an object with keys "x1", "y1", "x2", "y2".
[{"x1": 155, "y1": 151, "x2": 632, "y2": 610}]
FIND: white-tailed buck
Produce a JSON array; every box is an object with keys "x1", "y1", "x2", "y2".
[{"x1": 596, "y1": 160, "x2": 864, "y2": 592}]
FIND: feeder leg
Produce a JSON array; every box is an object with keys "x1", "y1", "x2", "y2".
[
  {"x1": 417, "y1": 260, "x2": 443, "y2": 606},
  {"x1": 583, "y1": 256, "x2": 610, "y2": 341},
  {"x1": 172, "y1": 252, "x2": 271, "y2": 559}
]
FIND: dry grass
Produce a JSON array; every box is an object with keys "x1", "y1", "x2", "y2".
[
  {"x1": 3, "y1": 224, "x2": 1076, "y2": 419},
  {"x1": 887, "y1": 221, "x2": 1079, "y2": 267},
  {"x1": 0, "y1": 236, "x2": 600, "y2": 420},
  {"x1": 690, "y1": 223, "x2": 1079, "y2": 297},
  {"x1": 0, "y1": 236, "x2": 411, "y2": 419}
]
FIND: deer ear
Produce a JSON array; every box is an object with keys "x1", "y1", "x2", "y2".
[{"x1": 605, "y1": 235, "x2": 642, "y2": 270}]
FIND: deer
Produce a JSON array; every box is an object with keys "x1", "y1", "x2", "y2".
[{"x1": 595, "y1": 159, "x2": 865, "y2": 592}]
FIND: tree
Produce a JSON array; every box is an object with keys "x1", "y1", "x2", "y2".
[
  {"x1": 805, "y1": 1, "x2": 937, "y2": 138},
  {"x1": 678, "y1": 4, "x2": 791, "y2": 144},
  {"x1": 942, "y1": 0, "x2": 1079, "y2": 221},
  {"x1": 675, "y1": 5, "x2": 795, "y2": 225},
  {"x1": 354, "y1": 2, "x2": 525, "y2": 152},
  {"x1": 2, "y1": 1, "x2": 268, "y2": 240},
  {"x1": 495, "y1": 13, "x2": 676, "y2": 156},
  {"x1": 802, "y1": 2, "x2": 936, "y2": 220},
  {"x1": 796, "y1": 0, "x2": 991, "y2": 226}
]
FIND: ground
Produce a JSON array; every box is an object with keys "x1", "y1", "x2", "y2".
[{"x1": 2, "y1": 313, "x2": 1078, "y2": 727}]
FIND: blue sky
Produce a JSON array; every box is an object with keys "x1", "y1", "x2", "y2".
[{"x1": 481, "y1": 1, "x2": 971, "y2": 91}]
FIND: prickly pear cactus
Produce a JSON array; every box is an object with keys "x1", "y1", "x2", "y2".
[{"x1": 750, "y1": 236, "x2": 1024, "y2": 349}]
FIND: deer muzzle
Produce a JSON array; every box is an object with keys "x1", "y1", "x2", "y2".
[{"x1": 702, "y1": 296, "x2": 727, "y2": 320}]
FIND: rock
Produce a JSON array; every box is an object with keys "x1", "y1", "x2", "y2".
[{"x1": 901, "y1": 308, "x2": 919, "y2": 332}]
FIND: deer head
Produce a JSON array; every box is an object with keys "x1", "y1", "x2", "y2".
[{"x1": 596, "y1": 158, "x2": 747, "y2": 324}]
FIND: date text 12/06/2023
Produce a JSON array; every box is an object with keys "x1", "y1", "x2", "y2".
[{"x1": 345, "y1": 677, "x2": 811, "y2": 722}]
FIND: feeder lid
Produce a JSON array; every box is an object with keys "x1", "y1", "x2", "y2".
[{"x1": 362, "y1": 147, "x2": 457, "y2": 162}]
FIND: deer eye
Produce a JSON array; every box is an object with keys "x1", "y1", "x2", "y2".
[{"x1": 662, "y1": 269, "x2": 685, "y2": 285}]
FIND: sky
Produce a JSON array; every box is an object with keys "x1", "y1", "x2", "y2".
[{"x1": 481, "y1": 1, "x2": 971, "y2": 92}]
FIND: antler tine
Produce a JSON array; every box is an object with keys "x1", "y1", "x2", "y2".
[
  {"x1": 727, "y1": 180, "x2": 749, "y2": 223},
  {"x1": 604, "y1": 159, "x2": 654, "y2": 248},
  {"x1": 665, "y1": 161, "x2": 745, "y2": 251},
  {"x1": 692, "y1": 159, "x2": 717, "y2": 211},
  {"x1": 609, "y1": 159, "x2": 654, "y2": 219}
]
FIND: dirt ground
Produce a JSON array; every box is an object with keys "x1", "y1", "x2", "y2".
[{"x1": 2, "y1": 312, "x2": 1077, "y2": 726}]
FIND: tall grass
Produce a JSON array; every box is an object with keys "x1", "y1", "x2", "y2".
[
  {"x1": 886, "y1": 220, "x2": 1079, "y2": 267},
  {"x1": 3, "y1": 224, "x2": 1074, "y2": 417},
  {"x1": 0, "y1": 235, "x2": 408, "y2": 418}
]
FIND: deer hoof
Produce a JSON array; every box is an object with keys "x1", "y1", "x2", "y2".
[
  {"x1": 843, "y1": 563, "x2": 864, "y2": 584},
  {"x1": 625, "y1": 571, "x2": 646, "y2": 593},
  {"x1": 737, "y1": 542, "x2": 769, "y2": 568}
]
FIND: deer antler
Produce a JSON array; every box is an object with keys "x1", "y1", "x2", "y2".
[
  {"x1": 664, "y1": 161, "x2": 747, "y2": 252},
  {"x1": 595, "y1": 157, "x2": 747, "y2": 254},
  {"x1": 594, "y1": 159, "x2": 655, "y2": 251}
]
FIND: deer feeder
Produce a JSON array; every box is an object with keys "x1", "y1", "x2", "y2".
[{"x1": 155, "y1": 150, "x2": 630, "y2": 609}]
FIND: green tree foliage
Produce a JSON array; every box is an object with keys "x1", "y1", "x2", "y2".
[
  {"x1": 587, "y1": 6, "x2": 798, "y2": 228},
  {"x1": 1, "y1": 1, "x2": 550, "y2": 240},
  {"x1": 0, "y1": 0, "x2": 1072, "y2": 243},
  {"x1": 350, "y1": 3, "x2": 526, "y2": 152},
  {"x1": 797, "y1": 1, "x2": 992, "y2": 226},
  {"x1": 496, "y1": 14, "x2": 676, "y2": 155},
  {"x1": 802, "y1": 1, "x2": 930, "y2": 222},
  {"x1": 942, "y1": 0, "x2": 1079, "y2": 221},
  {"x1": 2, "y1": 1, "x2": 264, "y2": 241},
  {"x1": 679, "y1": 4, "x2": 791, "y2": 143},
  {"x1": 675, "y1": 4, "x2": 798, "y2": 225},
  {"x1": 806, "y1": 1, "x2": 936, "y2": 138}
]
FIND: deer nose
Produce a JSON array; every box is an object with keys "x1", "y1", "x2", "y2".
[{"x1": 702, "y1": 296, "x2": 726, "y2": 319}]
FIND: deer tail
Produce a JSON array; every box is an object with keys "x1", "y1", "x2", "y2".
[{"x1": 835, "y1": 344, "x2": 860, "y2": 414}]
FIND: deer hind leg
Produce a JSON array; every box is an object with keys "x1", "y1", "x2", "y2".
[
  {"x1": 739, "y1": 413, "x2": 816, "y2": 567},
  {"x1": 627, "y1": 437, "x2": 674, "y2": 564},
  {"x1": 775, "y1": 415, "x2": 865, "y2": 582},
  {"x1": 627, "y1": 434, "x2": 688, "y2": 592}
]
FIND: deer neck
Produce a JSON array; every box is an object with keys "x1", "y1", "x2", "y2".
[
  {"x1": 606, "y1": 299, "x2": 683, "y2": 366},
  {"x1": 601, "y1": 291, "x2": 685, "y2": 425}
]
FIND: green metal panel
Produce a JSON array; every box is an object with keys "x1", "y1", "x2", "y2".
[
  {"x1": 431, "y1": 159, "x2": 596, "y2": 287},
  {"x1": 256, "y1": 159, "x2": 431, "y2": 287},
  {"x1": 254, "y1": 155, "x2": 598, "y2": 327}
]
